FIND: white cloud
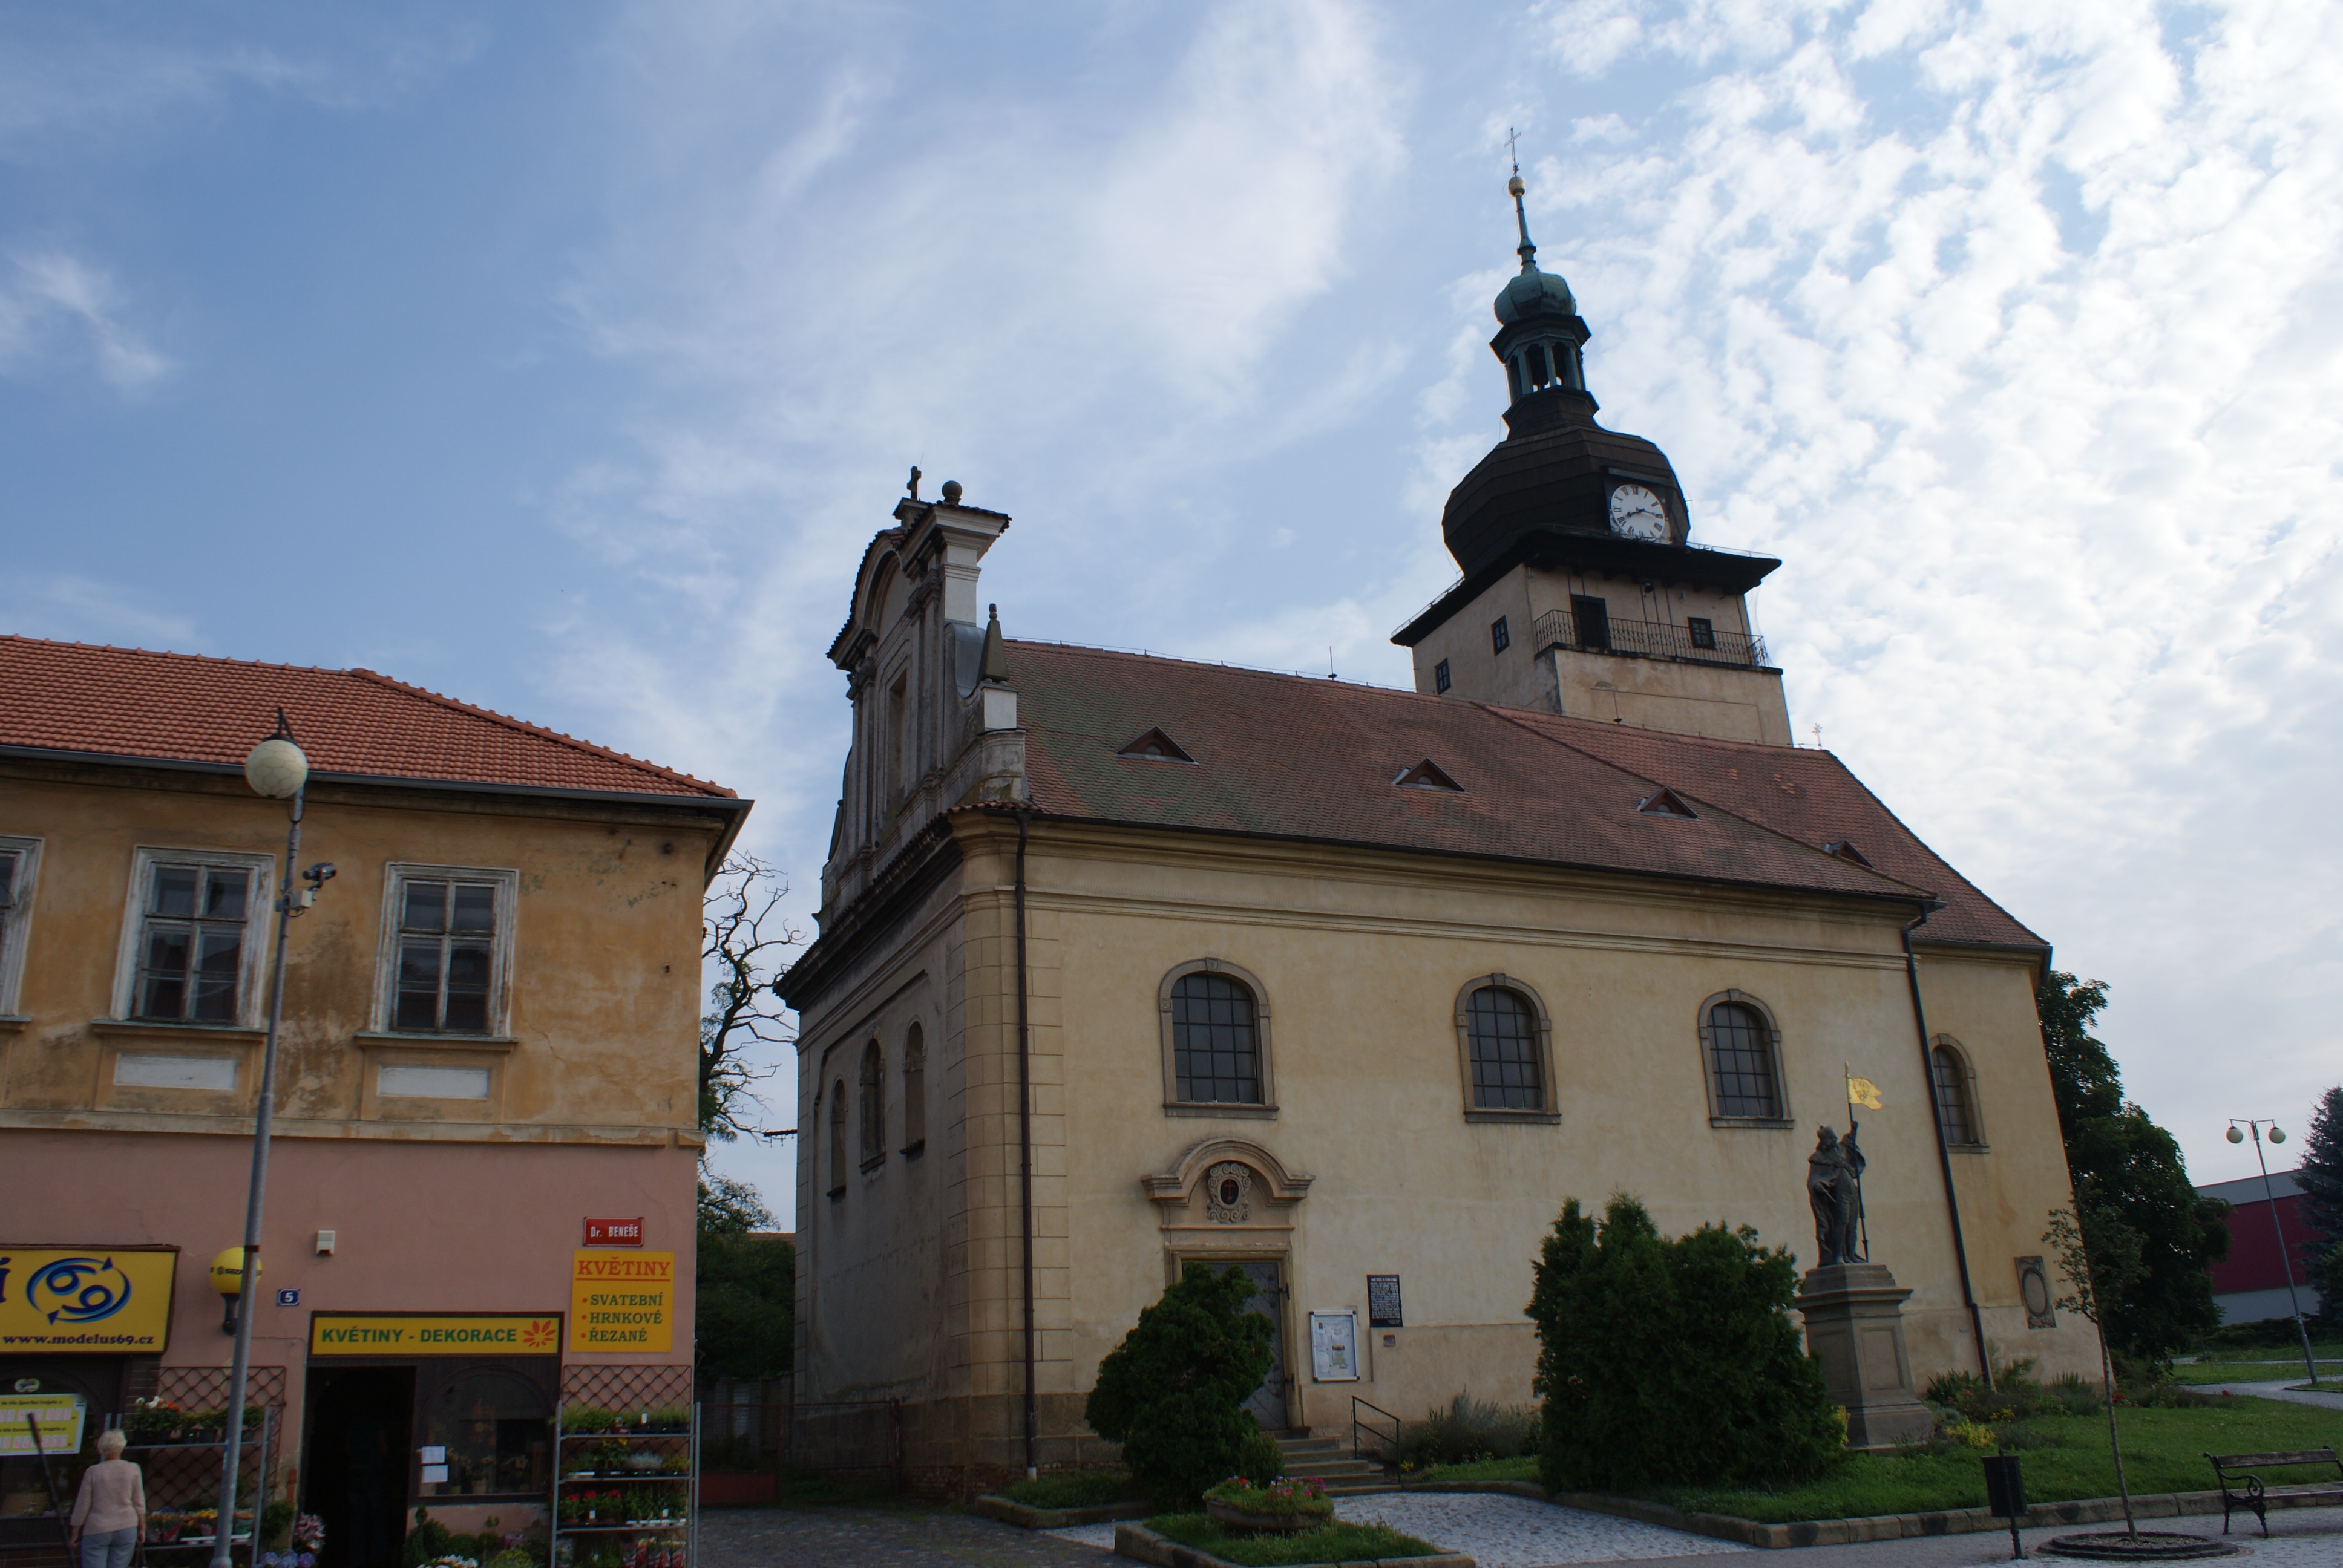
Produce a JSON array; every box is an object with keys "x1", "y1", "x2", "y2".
[
  {"x1": 0, "y1": 249, "x2": 174, "y2": 394},
  {"x1": 1429, "y1": 0, "x2": 2343, "y2": 1179}
]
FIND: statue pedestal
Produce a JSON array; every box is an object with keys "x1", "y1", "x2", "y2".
[{"x1": 1795, "y1": 1263, "x2": 1935, "y2": 1451}]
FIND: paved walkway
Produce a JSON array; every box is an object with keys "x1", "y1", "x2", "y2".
[
  {"x1": 1047, "y1": 1492, "x2": 1748, "y2": 1564},
  {"x1": 701, "y1": 1503, "x2": 1109, "y2": 1567},
  {"x1": 707, "y1": 1499, "x2": 2343, "y2": 1568},
  {"x1": 2192, "y1": 1379, "x2": 2343, "y2": 1411}
]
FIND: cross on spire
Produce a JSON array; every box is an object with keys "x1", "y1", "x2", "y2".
[{"x1": 1506, "y1": 125, "x2": 1521, "y2": 175}]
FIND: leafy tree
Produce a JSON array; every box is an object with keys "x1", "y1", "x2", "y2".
[
  {"x1": 1085, "y1": 1263, "x2": 1274, "y2": 1506},
  {"x1": 2037, "y1": 971, "x2": 2227, "y2": 1362},
  {"x1": 1529, "y1": 1195, "x2": 1841, "y2": 1492},
  {"x1": 695, "y1": 1175, "x2": 794, "y2": 1380},
  {"x1": 2297, "y1": 1086, "x2": 2343, "y2": 1329},
  {"x1": 700, "y1": 854, "x2": 801, "y2": 1142}
]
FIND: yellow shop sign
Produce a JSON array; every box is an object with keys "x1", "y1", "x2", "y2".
[
  {"x1": 310, "y1": 1313, "x2": 562, "y2": 1356},
  {"x1": 0, "y1": 1247, "x2": 177, "y2": 1353},
  {"x1": 568, "y1": 1251, "x2": 674, "y2": 1354}
]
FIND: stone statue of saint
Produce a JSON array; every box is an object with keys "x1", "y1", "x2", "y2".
[{"x1": 1807, "y1": 1121, "x2": 1868, "y2": 1266}]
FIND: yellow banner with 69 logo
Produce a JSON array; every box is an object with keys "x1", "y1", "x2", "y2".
[{"x1": 0, "y1": 1247, "x2": 179, "y2": 1353}]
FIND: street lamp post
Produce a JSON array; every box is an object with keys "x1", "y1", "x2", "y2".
[
  {"x1": 209, "y1": 714, "x2": 333, "y2": 1568},
  {"x1": 2224, "y1": 1118, "x2": 2320, "y2": 1388}
]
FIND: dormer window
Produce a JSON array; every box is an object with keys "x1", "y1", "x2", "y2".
[
  {"x1": 1394, "y1": 760, "x2": 1463, "y2": 792},
  {"x1": 1824, "y1": 840, "x2": 1872, "y2": 867},
  {"x1": 1637, "y1": 788, "x2": 1698, "y2": 819},
  {"x1": 1118, "y1": 728, "x2": 1196, "y2": 763}
]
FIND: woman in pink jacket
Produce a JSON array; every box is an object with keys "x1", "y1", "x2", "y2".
[{"x1": 68, "y1": 1429, "x2": 146, "y2": 1568}]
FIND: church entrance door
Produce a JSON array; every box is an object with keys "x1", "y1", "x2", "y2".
[{"x1": 1235, "y1": 1259, "x2": 1289, "y2": 1432}]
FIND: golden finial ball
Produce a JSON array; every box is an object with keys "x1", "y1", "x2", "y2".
[{"x1": 1507, "y1": 175, "x2": 1525, "y2": 197}]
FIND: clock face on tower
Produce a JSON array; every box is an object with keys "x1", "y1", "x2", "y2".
[{"x1": 1608, "y1": 484, "x2": 1669, "y2": 541}]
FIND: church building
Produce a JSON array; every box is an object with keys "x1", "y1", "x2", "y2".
[{"x1": 780, "y1": 179, "x2": 2099, "y2": 1491}]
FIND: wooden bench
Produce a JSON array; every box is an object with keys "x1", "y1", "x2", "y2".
[{"x1": 2203, "y1": 1447, "x2": 2343, "y2": 1535}]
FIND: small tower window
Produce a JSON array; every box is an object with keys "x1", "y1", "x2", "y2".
[
  {"x1": 1688, "y1": 618, "x2": 1717, "y2": 650},
  {"x1": 1434, "y1": 659, "x2": 1452, "y2": 694},
  {"x1": 1491, "y1": 616, "x2": 1510, "y2": 654}
]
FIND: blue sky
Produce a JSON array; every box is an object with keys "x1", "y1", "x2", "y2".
[{"x1": 7, "y1": 1, "x2": 2339, "y2": 1222}]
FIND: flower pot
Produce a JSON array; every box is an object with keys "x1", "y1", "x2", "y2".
[{"x1": 1204, "y1": 1499, "x2": 1323, "y2": 1534}]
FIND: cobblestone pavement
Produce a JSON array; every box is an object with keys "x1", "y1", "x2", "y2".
[
  {"x1": 700, "y1": 1503, "x2": 1107, "y2": 1567},
  {"x1": 1047, "y1": 1492, "x2": 1748, "y2": 1564},
  {"x1": 1617, "y1": 1506, "x2": 2343, "y2": 1567}
]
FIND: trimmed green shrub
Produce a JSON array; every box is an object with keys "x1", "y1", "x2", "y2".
[
  {"x1": 1529, "y1": 1194, "x2": 1843, "y2": 1492},
  {"x1": 1085, "y1": 1263, "x2": 1275, "y2": 1507},
  {"x1": 1235, "y1": 1427, "x2": 1284, "y2": 1485}
]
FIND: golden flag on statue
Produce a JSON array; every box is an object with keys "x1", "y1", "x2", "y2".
[{"x1": 1846, "y1": 1075, "x2": 1883, "y2": 1110}]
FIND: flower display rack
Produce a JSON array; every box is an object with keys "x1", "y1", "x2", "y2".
[
  {"x1": 128, "y1": 1406, "x2": 275, "y2": 1568},
  {"x1": 548, "y1": 1385, "x2": 696, "y2": 1568}
]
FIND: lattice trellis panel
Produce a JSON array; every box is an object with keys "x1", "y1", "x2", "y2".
[
  {"x1": 145, "y1": 1367, "x2": 289, "y2": 1511},
  {"x1": 559, "y1": 1365, "x2": 692, "y2": 1416}
]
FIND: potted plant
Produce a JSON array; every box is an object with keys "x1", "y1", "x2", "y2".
[{"x1": 1200, "y1": 1475, "x2": 1332, "y2": 1534}]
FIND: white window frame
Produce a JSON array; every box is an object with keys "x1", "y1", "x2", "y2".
[
  {"x1": 0, "y1": 834, "x2": 44, "y2": 1016},
  {"x1": 373, "y1": 863, "x2": 521, "y2": 1036},
  {"x1": 111, "y1": 846, "x2": 278, "y2": 1028}
]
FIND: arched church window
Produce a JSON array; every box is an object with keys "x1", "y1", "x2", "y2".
[
  {"x1": 902, "y1": 1022, "x2": 926, "y2": 1155},
  {"x1": 827, "y1": 1079, "x2": 847, "y2": 1196},
  {"x1": 1172, "y1": 974, "x2": 1260, "y2": 1103},
  {"x1": 1930, "y1": 1038, "x2": 1982, "y2": 1148},
  {"x1": 1699, "y1": 993, "x2": 1788, "y2": 1124},
  {"x1": 1465, "y1": 986, "x2": 1542, "y2": 1109},
  {"x1": 859, "y1": 1041, "x2": 885, "y2": 1167},
  {"x1": 1453, "y1": 975, "x2": 1558, "y2": 1121},
  {"x1": 1158, "y1": 960, "x2": 1277, "y2": 1115}
]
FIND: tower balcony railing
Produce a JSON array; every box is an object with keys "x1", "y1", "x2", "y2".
[{"x1": 1533, "y1": 609, "x2": 1768, "y2": 669}]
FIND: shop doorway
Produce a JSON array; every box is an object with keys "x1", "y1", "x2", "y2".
[{"x1": 302, "y1": 1368, "x2": 413, "y2": 1568}]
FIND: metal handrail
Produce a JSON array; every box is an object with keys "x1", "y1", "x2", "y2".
[
  {"x1": 1532, "y1": 607, "x2": 1768, "y2": 668},
  {"x1": 1351, "y1": 1396, "x2": 1401, "y2": 1468}
]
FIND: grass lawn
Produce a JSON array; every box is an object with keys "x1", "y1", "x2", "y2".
[
  {"x1": 1145, "y1": 1514, "x2": 1443, "y2": 1564},
  {"x1": 1418, "y1": 1397, "x2": 2343, "y2": 1524},
  {"x1": 995, "y1": 1469, "x2": 1145, "y2": 1510}
]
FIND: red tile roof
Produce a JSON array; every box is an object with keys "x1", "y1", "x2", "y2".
[
  {"x1": 0, "y1": 636, "x2": 735, "y2": 799},
  {"x1": 1005, "y1": 641, "x2": 2040, "y2": 949}
]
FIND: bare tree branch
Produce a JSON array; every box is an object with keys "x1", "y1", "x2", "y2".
[{"x1": 700, "y1": 853, "x2": 802, "y2": 1143}]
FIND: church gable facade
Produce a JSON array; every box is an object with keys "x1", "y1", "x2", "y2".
[{"x1": 782, "y1": 188, "x2": 2097, "y2": 1493}]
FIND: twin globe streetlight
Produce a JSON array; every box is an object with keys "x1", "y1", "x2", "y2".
[
  {"x1": 2224, "y1": 1118, "x2": 2320, "y2": 1388},
  {"x1": 207, "y1": 715, "x2": 334, "y2": 1568}
]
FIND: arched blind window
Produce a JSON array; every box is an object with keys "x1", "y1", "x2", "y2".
[
  {"x1": 827, "y1": 1080, "x2": 847, "y2": 1192},
  {"x1": 1708, "y1": 1002, "x2": 1780, "y2": 1119},
  {"x1": 859, "y1": 1042, "x2": 885, "y2": 1164},
  {"x1": 1466, "y1": 987, "x2": 1542, "y2": 1109},
  {"x1": 1931, "y1": 1044, "x2": 1977, "y2": 1146},
  {"x1": 902, "y1": 1022, "x2": 926, "y2": 1152},
  {"x1": 1171, "y1": 973, "x2": 1261, "y2": 1104}
]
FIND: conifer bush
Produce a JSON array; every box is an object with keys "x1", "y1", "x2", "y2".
[
  {"x1": 1085, "y1": 1263, "x2": 1276, "y2": 1506},
  {"x1": 1528, "y1": 1195, "x2": 1843, "y2": 1492}
]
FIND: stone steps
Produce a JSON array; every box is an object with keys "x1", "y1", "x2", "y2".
[{"x1": 1273, "y1": 1431, "x2": 1385, "y2": 1486}]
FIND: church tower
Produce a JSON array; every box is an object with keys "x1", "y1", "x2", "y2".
[{"x1": 1392, "y1": 175, "x2": 1793, "y2": 746}]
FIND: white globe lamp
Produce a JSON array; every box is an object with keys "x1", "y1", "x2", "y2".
[{"x1": 244, "y1": 736, "x2": 309, "y2": 799}]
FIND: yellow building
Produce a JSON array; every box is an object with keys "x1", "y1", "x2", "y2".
[
  {"x1": 0, "y1": 639, "x2": 743, "y2": 1567},
  {"x1": 781, "y1": 196, "x2": 2100, "y2": 1494}
]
